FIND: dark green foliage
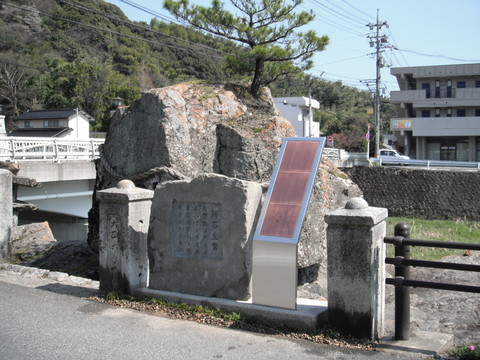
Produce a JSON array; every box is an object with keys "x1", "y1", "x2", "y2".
[{"x1": 0, "y1": 0, "x2": 395, "y2": 137}]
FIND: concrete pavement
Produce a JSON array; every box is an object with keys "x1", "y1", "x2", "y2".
[{"x1": 0, "y1": 278, "x2": 423, "y2": 360}]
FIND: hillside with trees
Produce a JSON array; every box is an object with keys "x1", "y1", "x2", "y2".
[{"x1": 0, "y1": 0, "x2": 394, "y2": 151}]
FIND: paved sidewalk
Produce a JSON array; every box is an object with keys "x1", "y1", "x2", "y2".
[{"x1": 0, "y1": 264, "x2": 448, "y2": 359}]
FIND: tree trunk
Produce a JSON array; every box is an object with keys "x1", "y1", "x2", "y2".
[{"x1": 250, "y1": 57, "x2": 265, "y2": 98}]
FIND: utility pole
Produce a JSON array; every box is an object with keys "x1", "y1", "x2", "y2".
[{"x1": 367, "y1": 10, "x2": 389, "y2": 158}]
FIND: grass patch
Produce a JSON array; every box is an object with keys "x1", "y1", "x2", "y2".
[
  {"x1": 446, "y1": 341, "x2": 480, "y2": 360},
  {"x1": 386, "y1": 217, "x2": 480, "y2": 260}
]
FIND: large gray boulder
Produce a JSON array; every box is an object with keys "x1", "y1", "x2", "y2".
[
  {"x1": 101, "y1": 83, "x2": 289, "y2": 183},
  {"x1": 89, "y1": 83, "x2": 295, "y2": 251},
  {"x1": 89, "y1": 82, "x2": 362, "y2": 280}
]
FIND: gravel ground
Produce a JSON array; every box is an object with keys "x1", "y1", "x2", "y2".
[{"x1": 385, "y1": 252, "x2": 480, "y2": 346}]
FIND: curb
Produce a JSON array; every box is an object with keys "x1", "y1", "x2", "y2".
[{"x1": 0, "y1": 263, "x2": 99, "y2": 289}]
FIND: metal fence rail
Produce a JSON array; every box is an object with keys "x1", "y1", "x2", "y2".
[
  {"x1": 384, "y1": 222, "x2": 480, "y2": 340},
  {"x1": 372, "y1": 157, "x2": 480, "y2": 170},
  {"x1": 0, "y1": 137, "x2": 104, "y2": 161}
]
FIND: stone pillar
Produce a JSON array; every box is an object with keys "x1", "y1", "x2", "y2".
[
  {"x1": 325, "y1": 198, "x2": 387, "y2": 340},
  {"x1": 0, "y1": 169, "x2": 12, "y2": 259},
  {"x1": 97, "y1": 180, "x2": 154, "y2": 295},
  {"x1": 468, "y1": 136, "x2": 476, "y2": 162}
]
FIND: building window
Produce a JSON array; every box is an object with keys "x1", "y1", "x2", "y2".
[
  {"x1": 476, "y1": 80, "x2": 480, "y2": 88},
  {"x1": 427, "y1": 137, "x2": 469, "y2": 161},
  {"x1": 422, "y1": 83, "x2": 431, "y2": 98},
  {"x1": 24, "y1": 121, "x2": 32, "y2": 128},
  {"x1": 301, "y1": 109, "x2": 310, "y2": 122},
  {"x1": 477, "y1": 139, "x2": 480, "y2": 162},
  {"x1": 456, "y1": 109, "x2": 466, "y2": 117},
  {"x1": 435, "y1": 108, "x2": 440, "y2": 117},
  {"x1": 435, "y1": 80, "x2": 440, "y2": 98},
  {"x1": 421, "y1": 110, "x2": 430, "y2": 118},
  {"x1": 456, "y1": 81, "x2": 466, "y2": 89},
  {"x1": 446, "y1": 79, "x2": 452, "y2": 97},
  {"x1": 476, "y1": 109, "x2": 480, "y2": 117},
  {"x1": 447, "y1": 108, "x2": 452, "y2": 117},
  {"x1": 43, "y1": 120, "x2": 59, "y2": 127}
]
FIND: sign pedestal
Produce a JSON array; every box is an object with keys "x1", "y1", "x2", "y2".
[{"x1": 252, "y1": 138, "x2": 325, "y2": 310}]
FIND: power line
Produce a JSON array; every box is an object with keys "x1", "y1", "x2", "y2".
[
  {"x1": 57, "y1": 0, "x2": 234, "y2": 57},
  {"x1": 340, "y1": 0, "x2": 375, "y2": 23},
  {"x1": 392, "y1": 48, "x2": 480, "y2": 63},
  {"x1": 116, "y1": 0, "x2": 178, "y2": 24},
  {"x1": 323, "y1": 0, "x2": 372, "y2": 25},
  {"x1": 3, "y1": 2, "x2": 226, "y2": 60},
  {"x1": 385, "y1": 28, "x2": 408, "y2": 67},
  {"x1": 0, "y1": 59, "x2": 46, "y2": 72},
  {"x1": 313, "y1": 53, "x2": 370, "y2": 67},
  {"x1": 308, "y1": 0, "x2": 366, "y2": 27}
]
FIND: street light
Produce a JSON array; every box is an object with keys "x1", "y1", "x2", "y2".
[{"x1": 113, "y1": 97, "x2": 123, "y2": 108}]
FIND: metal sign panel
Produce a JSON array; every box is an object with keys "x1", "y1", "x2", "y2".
[
  {"x1": 254, "y1": 137, "x2": 325, "y2": 244},
  {"x1": 253, "y1": 137, "x2": 325, "y2": 310}
]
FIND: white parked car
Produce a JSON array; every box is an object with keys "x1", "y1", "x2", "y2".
[{"x1": 375, "y1": 149, "x2": 410, "y2": 164}]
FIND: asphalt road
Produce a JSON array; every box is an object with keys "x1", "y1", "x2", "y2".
[{"x1": 0, "y1": 280, "x2": 420, "y2": 360}]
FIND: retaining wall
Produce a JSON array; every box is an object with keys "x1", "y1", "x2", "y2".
[{"x1": 344, "y1": 167, "x2": 480, "y2": 221}]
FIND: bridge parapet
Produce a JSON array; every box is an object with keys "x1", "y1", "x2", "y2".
[
  {"x1": 15, "y1": 160, "x2": 96, "y2": 182},
  {"x1": 0, "y1": 137, "x2": 104, "y2": 162}
]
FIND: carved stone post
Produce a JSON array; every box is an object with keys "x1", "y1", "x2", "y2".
[
  {"x1": 325, "y1": 197, "x2": 387, "y2": 340},
  {"x1": 97, "y1": 180, "x2": 153, "y2": 295}
]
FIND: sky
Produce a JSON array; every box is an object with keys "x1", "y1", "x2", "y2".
[{"x1": 105, "y1": 0, "x2": 480, "y2": 95}]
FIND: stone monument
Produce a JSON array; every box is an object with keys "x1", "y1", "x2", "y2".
[
  {"x1": 148, "y1": 174, "x2": 262, "y2": 300},
  {"x1": 91, "y1": 82, "x2": 362, "y2": 287}
]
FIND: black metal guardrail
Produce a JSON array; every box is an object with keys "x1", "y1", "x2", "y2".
[{"x1": 384, "y1": 222, "x2": 480, "y2": 340}]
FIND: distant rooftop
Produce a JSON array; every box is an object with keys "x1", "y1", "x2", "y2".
[
  {"x1": 8, "y1": 127, "x2": 72, "y2": 137},
  {"x1": 15, "y1": 108, "x2": 92, "y2": 121}
]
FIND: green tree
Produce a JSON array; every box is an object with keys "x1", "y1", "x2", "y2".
[
  {"x1": 163, "y1": 0, "x2": 329, "y2": 97},
  {"x1": 37, "y1": 57, "x2": 141, "y2": 130}
]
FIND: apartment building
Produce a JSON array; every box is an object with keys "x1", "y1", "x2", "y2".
[{"x1": 389, "y1": 63, "x2": 480, "y2": 161}]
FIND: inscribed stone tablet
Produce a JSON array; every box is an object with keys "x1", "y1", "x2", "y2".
[
  {"x1": 171, "y1": 201, "x2": 222, "y2": 261},
  {"x1": 147, "y1": 174, "x2": 262, "y2": 300}
]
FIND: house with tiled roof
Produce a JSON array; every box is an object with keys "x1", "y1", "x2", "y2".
[{"x1": 9, "y1": 108, "x2": 93, "y2": 139}]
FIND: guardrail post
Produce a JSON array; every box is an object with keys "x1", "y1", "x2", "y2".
[
  {"x1": 325, "y1": 198, "x2": 388, "y2": 340},
  {"x1": 9, "y1": 139, "x2": 14, "y2": 160},
  {"x1": 393, "y1": 222, "x2": 411, "y2": 340},
  {"x1": 53, "y1": 139, "x2": 58, "y2": 161},
  {"x1": 90, "y1": 140, "x2": 95, "y2": 159}
]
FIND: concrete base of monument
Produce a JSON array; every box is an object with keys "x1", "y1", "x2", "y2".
[
  {"x1": 136, "y1": 287, "x2": 328, "y2": 331},
  {"x1": 377, "y1": 330, "x2": 454, "y2": 357}
]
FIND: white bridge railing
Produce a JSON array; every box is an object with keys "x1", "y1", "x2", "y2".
[{"x1": 0, "y1": 137, "x2": 105, "y2": 161}]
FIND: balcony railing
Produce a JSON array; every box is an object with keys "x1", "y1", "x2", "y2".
[{"x1": 0, "y1": 137, "x2": 105, "y2": 161}]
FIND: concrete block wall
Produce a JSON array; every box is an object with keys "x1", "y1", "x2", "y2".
[{"x1": 345, "y1": 167, "x2": 480, "y2": 220}]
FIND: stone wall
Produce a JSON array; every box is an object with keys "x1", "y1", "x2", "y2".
[{"x1": 344, "y1": 167, "x2": 480, "y2": 220}]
